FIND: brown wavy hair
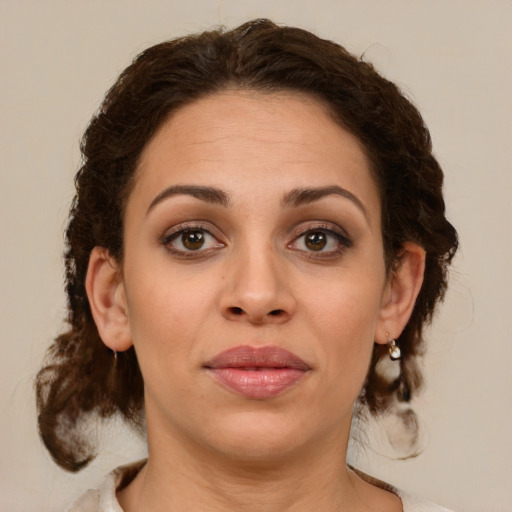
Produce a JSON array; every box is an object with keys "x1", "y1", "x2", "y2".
[{"x1": 36, "y1": 19, "x2": 458, "y2": 471}]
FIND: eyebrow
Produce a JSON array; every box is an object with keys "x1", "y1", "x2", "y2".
[
  {"x1": 283, "y1": 185, "x2": 368, "y2": 219},
  {"x1": 146, "y1": 185, "x2": 230, "y2": 215},
  {"x1": 146, "y1": 183, "x2": 367, "y2": 219}
]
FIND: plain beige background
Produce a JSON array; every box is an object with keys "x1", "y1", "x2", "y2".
[{"x1": 1, "y1": 1, "x2": 511, "y2": 511}]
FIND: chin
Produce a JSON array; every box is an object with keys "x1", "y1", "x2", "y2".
[{"x1": 203, "y1": 410, "x2": 322, "y2": 464}]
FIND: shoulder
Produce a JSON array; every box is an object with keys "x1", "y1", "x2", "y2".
[
  {"x1": 350, "y1": 466, "x2": 455, "y2": 512},
  {"x1": 66, "y1": 488, "x2": 101, "y2": 512},
  {"x1": 398, "y1": 490, "x2": 455, "y2": 512},
  {"x1": 65, "y1": 460, "x2": 146, "y2": 512}
]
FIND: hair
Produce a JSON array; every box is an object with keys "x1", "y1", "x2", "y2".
[{"x1": 36, "y1": 18, "x2": 458, "y2": 471}]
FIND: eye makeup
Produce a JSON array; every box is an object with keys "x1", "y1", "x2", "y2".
[
  {"x1": 160, "y1": 221, "x2": 225, "y2": 259},
  {"x1": 287, "y1": 222, "x2": 353, "y2": 261}
]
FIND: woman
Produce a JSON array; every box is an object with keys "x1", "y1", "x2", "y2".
[{"x1": 36, "y1": 19, "x2": 458, "y2": 512}]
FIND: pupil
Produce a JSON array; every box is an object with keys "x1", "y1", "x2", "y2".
[
  {"x1": 183, "y1": 230, "x2": 204, "y2": 250},
  {"x1": 305, "y1": 231, "x2": 326, "y2": 251}
]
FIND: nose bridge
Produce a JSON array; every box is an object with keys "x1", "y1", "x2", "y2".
[
  {"x1": 240, "y1": 242, "x2": 279, "y2": 300},
  {"x1": 221, "y1": 235, "x2": 294, "y2": 323}
]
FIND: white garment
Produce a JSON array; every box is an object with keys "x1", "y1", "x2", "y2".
[{"x1": 66, "y1": 460, "x2": 454, "y2": 512}]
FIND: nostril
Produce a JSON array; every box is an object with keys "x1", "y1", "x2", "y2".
[
  {"x1": 269, "y1": 309, "x2": 284, "y2": 316},
  {"x1": 230, "y1": 307, "x2": 244, "y2": 315}
]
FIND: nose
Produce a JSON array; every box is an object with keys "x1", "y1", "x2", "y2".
[{"x1": 220, "y1": 246, "x2": 296, "y2": 325}]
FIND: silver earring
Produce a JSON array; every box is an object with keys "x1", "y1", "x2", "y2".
[{"x1": 386, "y1": 333, "x2": 401, "y2": 361}]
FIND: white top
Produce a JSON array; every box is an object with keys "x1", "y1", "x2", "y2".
[{"x1": 66, "y1": 460, "x2": 454, "y2": 512}]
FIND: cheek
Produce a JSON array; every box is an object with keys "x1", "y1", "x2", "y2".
[
  {"x1": 305, "y1": 277, "x2": 384, "y2": 385},
  {"x1": 306, "y1": 269, "x2": 384, "y2": 335},
  {"x1": 123, "y1": 262, "x2": 221, "y2": 370}
]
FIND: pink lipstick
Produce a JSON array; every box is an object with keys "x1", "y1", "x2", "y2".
[{"x1": 204, "y1": 346, "x2": 310, "y2": 399}]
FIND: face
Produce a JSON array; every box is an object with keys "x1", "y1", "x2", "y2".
[{"x1": 118, "y1": 90, "x2": 391, "y2": 462}]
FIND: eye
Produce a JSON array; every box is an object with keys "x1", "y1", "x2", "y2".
[
  {"x1": 289, "y1": 227, "x2": 350, "y2": 255},
  {"x1": 164, "y1": 226, "x2": 224, "y2": 254},
  {"x1": 304, "y1": 231, "x2": 329, "y2": 251}
]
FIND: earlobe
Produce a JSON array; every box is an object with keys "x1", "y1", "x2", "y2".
[
  {"x1": 85, "y1": 246, "x2": 133, "y2": 352},
  {"x1": 375, "y1": 242, "x2": 426, "y2": 344}
]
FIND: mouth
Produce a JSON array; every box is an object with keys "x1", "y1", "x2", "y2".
[{"x1": 203, "y1": 345, "x2": 311, "y2": 399}]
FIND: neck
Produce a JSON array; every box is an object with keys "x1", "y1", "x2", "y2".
[
  {"x1": 119, "y1": 424, "x2": 362, "y2": 512},
  {"x1": 117, "y1": 409, "x2": 402, "y2": 512}
]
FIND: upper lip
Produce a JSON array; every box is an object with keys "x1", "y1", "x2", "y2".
[{"x1": 204, "y1": 345, "x2": 311, "y2": 371}]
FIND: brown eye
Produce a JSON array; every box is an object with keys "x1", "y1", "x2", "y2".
[
  {"x1": 182, "y1": 230, "x2": 205, "y2": 250},
  {"x1": 288, "y1": 226, "x2": 351, "y2": 256},
  {"x1": 164, "y1": 226, "x2": 224, "y2": 255},
  {"x1": 304, "y1": 231, "x2": 327, "y2": 251}
]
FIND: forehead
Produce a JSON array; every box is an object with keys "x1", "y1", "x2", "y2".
[
  {"x1": 144, "y1": 89, "x2": 365, "y2": 158},
  {"x1": 130, "y1": 89, "x2": 380, "y2": 223}
]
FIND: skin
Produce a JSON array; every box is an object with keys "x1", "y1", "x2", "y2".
[{"x1": 87, "y1": 90, "x2": 425, "y2": 511}]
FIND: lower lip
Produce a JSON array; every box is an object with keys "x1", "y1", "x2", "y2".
[{"x1": 207, "y1": 368, "x2": 307, "y2": 399}]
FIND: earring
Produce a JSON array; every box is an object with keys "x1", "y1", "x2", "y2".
[{"x1": 386, "y1": 333, "x2": 401, "y2": 361}]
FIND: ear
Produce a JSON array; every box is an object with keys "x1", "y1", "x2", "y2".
[
  {"x1": 375, "y1": 242, "x2": 426, "y2": 344},
  {"x1": 85, "y1": 246, "x2": 133, "y2": 352}
]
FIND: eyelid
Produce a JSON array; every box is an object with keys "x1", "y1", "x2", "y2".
[
  {"x1": 160, "y1": 221, "x2": 226, "y2": 256},
  {"x1": 287, "y1": 222, "x2": 352, "y2": 256},
  {"x1": 162, "y1": 221, "x2": 222, "y2": 240},
  {"x1": 159, "y1": 220, "x2": 351, "y2": 259},
  {"x1": 289, "y1": 221, "x2": 351, "y2": 244}
]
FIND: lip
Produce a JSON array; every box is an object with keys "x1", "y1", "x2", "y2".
[{"x1": 204, "y1": 345, "x2": 311, "y2": 399}]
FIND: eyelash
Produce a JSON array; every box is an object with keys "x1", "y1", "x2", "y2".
[
  {"x1": 160, "y1": 222, "x2": 352, "y2": 259},
  {"x1": 161, "y1": 222, "x2": 225, "y2": 258},
  {"x1": 288, "y1": 224, "x2": 352, "y2": 259}
]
